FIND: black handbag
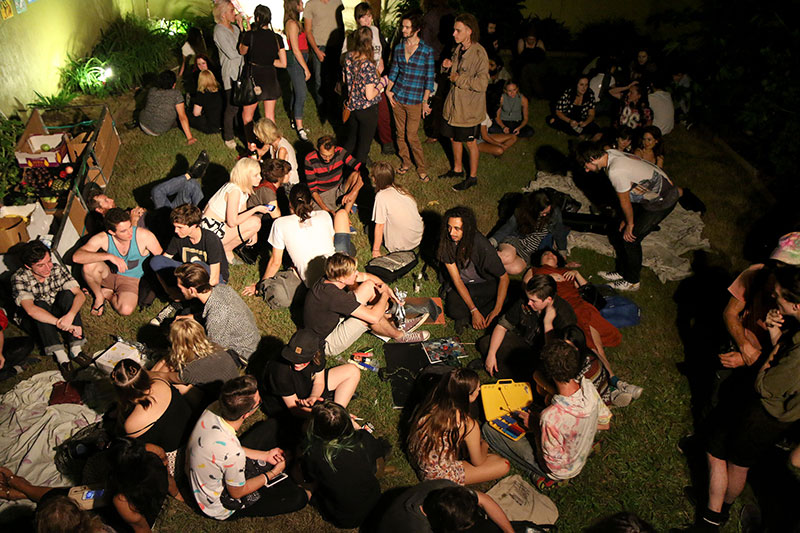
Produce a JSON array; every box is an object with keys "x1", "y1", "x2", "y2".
[{"x1": 231, "y1": 62, "x2": 258, "y2": 106}]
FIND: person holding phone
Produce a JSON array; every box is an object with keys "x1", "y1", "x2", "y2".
[{"x1": 186, "y1": 375, "x2": 308, "y2": 520}]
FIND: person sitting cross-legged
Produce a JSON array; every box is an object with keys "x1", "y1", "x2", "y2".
[
  {"x1": 186, "y1": 375, "x2": 309, "y2": 520},
  {"x1": 149, "y1": 204, "x2": 229, "y2": 326},
  {"x1": 265, "y1": 329, "x2": 361, "y2": 419},
  {"x1": 482, "y1": 339, "x2": 610, "y2": 489},
  {"x1": 11, "y1": 240, "x2": 88, "y2": 381},
  {"x1": 303, "y1": 253, "x2": 429, "y2": 357},
  {"x1": 174, "y1": 263, "x2": 260, "y2": 365},
  {"x1": 73, "y1": 207, "x2": 163, "y2": 317}
]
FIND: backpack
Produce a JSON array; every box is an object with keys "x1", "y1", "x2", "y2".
[
  {"x1": 599, "y1": 295, "x2": 641, "y2": 328},
  {"x1": 257, "y1": 270, "x2": 304, "y2": 309},
  {"x1": 365, "y1": 251, "x2": 418, "y2": 282}
]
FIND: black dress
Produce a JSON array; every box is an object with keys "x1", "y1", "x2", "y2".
[{"x1": 242, "y1": 28, "x2": 284, "y2": 101}]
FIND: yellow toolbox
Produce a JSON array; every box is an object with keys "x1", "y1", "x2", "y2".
[{"x1": 481, "y1": 379, "x2": 534, "y2": 441}]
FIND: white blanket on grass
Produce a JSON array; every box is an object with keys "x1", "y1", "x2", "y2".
[
  {"x1": 0, "y1": 371, "x2": 103, "y2": 515},
  {"x1": 528, "y1": 172, "x2": 710, "y2": 283}
]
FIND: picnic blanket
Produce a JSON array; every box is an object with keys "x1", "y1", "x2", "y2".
[
  {"x1": 529, "y1": 171, "x2": 711, "y2": 282},
  {"x1": 0, "y1": 371, "x2": 103, "y2": 515}
]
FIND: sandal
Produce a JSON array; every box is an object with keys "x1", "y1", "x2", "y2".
[
  {"x1": 91, "y1": 301, "x2": 105, "y2": 316},
  {"x1": 396, "y1": 166, "x2": 410, "y2": 175},
  {"x1": 418, "y1": 174, "x2": 430, "y2": 183},
  {"x1": 534, "y1": 476, "x2": 567, "y2": 490}
]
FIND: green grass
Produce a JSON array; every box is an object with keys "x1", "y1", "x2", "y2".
[{"x1": 1, "y1": 95, "x2": 776, "y2": 532}]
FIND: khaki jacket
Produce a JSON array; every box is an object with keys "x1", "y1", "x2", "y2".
[{"x1": 442, "y1": 42, "x2": 489, "y2": 127}]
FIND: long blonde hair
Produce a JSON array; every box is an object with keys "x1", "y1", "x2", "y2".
[
  {"x1": 229, "y1": 157, "x2": 259, "y2": 195},
  {"x1": 197, "y1": 70, "x2": 220, "y2": 93},
  {"x1": 253, "y1": 117, "x2": 281, "y2": 145},
  {"x1": 167, "y1": 318, "x2": 220, "y2": 371}
]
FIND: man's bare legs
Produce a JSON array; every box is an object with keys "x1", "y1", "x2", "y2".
[
  {"x1": 451, "y1": 139, "x2": 464, "y2": 173},
  {"x1": 352, "y1": 280, "x2": 405, "y2": 340},
  {"x1": 464, "y1": 139, "x2": 479, "y2": 178},
  {"x1": 81, "y1": 262, "x2": 137, "y2": 316},
  {"x1": 326, "y1": 364, "x2": 361, "y2": 407}
]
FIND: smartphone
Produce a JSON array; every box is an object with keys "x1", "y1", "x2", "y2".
[
  {"x1": 265, "y1": 472, "x2": 288, "y2": 487},
  {"x1": 265, "y1": 204, "x2": 276, "y2": 212},
  {"x1": 83, "y1": 489, "x2": 105, "y2": 500}
]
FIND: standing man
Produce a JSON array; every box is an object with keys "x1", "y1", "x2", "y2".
[
  {"x1": 175, "y1": 263, "x2": 260, "y2": 365},
  {"x1": 304, "y1": 0, "x2": 344, "y2": 116},
  {"x1": 11, "y1": 240, "x2": 87, "y2": 380},
  {"x1": 578, "y1": 143, "x2": 679, "y2": 291},
  {"x1": 438, "y1": 14, "x2": 489, "y2": 191},
  {"x1": 386, "y1": 11, "x2": 436, "y2": 182},
  {"x1": 73, "y1": 208, "x2": 163, "y2": 316}
]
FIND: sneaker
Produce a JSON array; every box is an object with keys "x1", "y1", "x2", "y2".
[
  {"x1": 438, "y1": 169, "x2": 464, "y2": 179},
  {"x1": 609, "y1": 279, "x2": 640, "y2": 291},
  {"x1": 396, "y1": 330, "x2": 430, "y2": 343},
  {"x1": 150, "y1": 303, "x2": 178, "y2": 326},
  {"x1": 187, "y1": 150, "x2": 209, "y2": 180},
  {"x1": 533, "y1": 475, "x2": 567, "y2": 490},
  {"x1": 224, "y1": 139, "x2": 237, "y2": 150},
  {"x1": 610, "y1": 388, "x2": 633, "y2": 407},
  {"x1": 58, "y1": 361, "x2": 73, "y2": 382},
  {"x1": 598, "y1": 270, "x2": 624, "y2": 281},
  {"x1": 452, "y1": 177, "x2": 478, "y2": 191},
  {"x1": 617, "y1": 380, "x2": 643, "y2": 399},
  {"x1": 401, "y1": 313, "x2": 429, "y2": 334},
  {"x1": 297, "y1": 128, "x2": 309, "y2": 141}
]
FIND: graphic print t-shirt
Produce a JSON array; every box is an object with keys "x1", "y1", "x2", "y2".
[{"x1": 605, "y1": 149, "x2": 678, "y2": 210}]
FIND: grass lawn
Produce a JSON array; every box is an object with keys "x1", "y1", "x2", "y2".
[{"x1": 1, "y1": 93, "x2": 785, "y2": 532}]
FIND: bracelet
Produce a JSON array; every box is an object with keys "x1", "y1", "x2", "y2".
[
  {"x1": 469, "y1": 307, "x2": 477, "y2": 314},
  {"x1": 263, "y1": 473, "x2": 270, "y2": 486}
]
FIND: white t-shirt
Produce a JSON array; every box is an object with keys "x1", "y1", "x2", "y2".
[
  {"x1": 270, "y1": 137, "x2": 299, "y2": 185},
  {"x1": 342, "y1": 25, "x2": 382, "y2": 63},
  {"x1": 186, "y1": 410, "x2": 246, "y2": 520},
  {"x1": 589, "y1": 73, "x2": 615, "y2": 102},
  {"x1": 649, "y1": 90, "x2": 675, "y2": 135},
  {"x1": 605, "y1": 150, "x2": 675, "y2": 207},
  {"x1": 372, "y1": 187, "x2": 424, "y2": 252},
  {"x1": 268, "y1": 210, "x2": 335, "y2": 285},
  {"x1": 205, "y1": 182, "x2": 249, "y2": 222}
]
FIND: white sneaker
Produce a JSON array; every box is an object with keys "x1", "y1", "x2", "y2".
[
  {"x1": 397, "y1": 330, "x2": 430, "y2": 343},
  {"x1": 401, "y1": 313, "x2": 429, "y2": 334},
  {"x1": 598, "y1": 270, "x2": 624, "y2": 281},
  {"x1": 297, "y1": 128, "x2": 309, "y2": 141},
  {"x1": 609, "y1": 279, "x2": 640, "y2": 291},
  {"x1": 617, "y1": 380, "x2": 643, "y2": 399},
  {"x1": 150, "y1": 303, "x2": 177, "y2": 326},
  {"x1": 610, "y1": 388, "x2": 633, "y2": 407},
  {"x1": 224, "y1": 139, "x2": 236, "y2": 150}
]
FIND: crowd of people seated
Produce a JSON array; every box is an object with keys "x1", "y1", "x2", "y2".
[{"x1": 2, "y1": 3, "x2": 797, "y2": 533}]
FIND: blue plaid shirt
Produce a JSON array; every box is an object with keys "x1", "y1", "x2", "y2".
[{"x1": 388, "y1": 39, "x2": 435, "y2": 106}]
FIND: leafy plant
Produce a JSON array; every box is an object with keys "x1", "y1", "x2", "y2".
[
  {"x1": 576, "y1": 18, "x2": 643, "y2": 58},
  {"x1": 28, "y1": 89, "x2": 77, "y2": 111},
  {"x1": 521, "y1": 14, "x2": 572, "y2": 51},
  {"x1": 0, "y1": 117, "x2": 24, "y2": 203},
  {"x1": 61, "y1": 56, "x2": 113, "y2": 97}
]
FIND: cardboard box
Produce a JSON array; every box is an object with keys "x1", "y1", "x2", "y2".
[
  {"x1": 16, "y1": 133, "x2": 71, "y2": 168},
  {"x1": 0, "y1": 216, "x2": 30, "y2": 253}
]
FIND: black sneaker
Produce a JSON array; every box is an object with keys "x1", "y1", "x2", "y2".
[
  {"x1": 438, "y1": 169, "x2": 464, "y2": 179},
  {"x1": 188, "y1": 150, "x2": 210, "y2": 180},
  {"x1": 452, "y1": 177, "x2": 478, "y2": 191}
]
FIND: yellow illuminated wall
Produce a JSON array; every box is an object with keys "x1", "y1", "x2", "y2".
[{"x1": 0, "y1": 0, "x2": 210, "y2": 117}]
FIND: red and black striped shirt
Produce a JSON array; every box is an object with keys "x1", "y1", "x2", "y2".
[{"x1": 304, "y1": 146, "x2": 361, "y2": 193}]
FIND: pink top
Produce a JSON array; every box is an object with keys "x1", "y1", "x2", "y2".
[{"x1": 727, "y1": 263, "x2": 772, "y2": 351}]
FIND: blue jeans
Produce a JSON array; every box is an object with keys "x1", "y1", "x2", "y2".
[
  {"x1": 309, "y1": 45, "x2": 326, "y2": 107},
  {"x1": 286, "y1": 51, "x2": 308, "y2": 121},
  {"x1": 151, "y1": 175, "x2": 203, "y2": 210},
  {"x1": 151, "y1": 256, "x2": 224, "y2": 285},
  {"x1": 482, "y1": 422, "x2": 550, "y2": 479}
]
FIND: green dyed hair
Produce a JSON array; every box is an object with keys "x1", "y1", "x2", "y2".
[{"x1": 304, "y1": 401, "x2": 361, "y2": 471}]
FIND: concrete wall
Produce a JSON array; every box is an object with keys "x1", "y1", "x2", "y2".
[{"x1": 0, "y1": 0, "x2": 210, "y2": 117}]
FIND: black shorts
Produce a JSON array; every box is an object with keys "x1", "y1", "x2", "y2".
[
  {"x1": 441, "y1": 122, "x2": 480, "y2": 142},
  {"x1": 706, "y1": 398, "x2": 792, "y2": 467}
]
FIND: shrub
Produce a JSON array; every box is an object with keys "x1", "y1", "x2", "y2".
[{"x1": 0, "y1": 117, "x2": 24, "y2": 202}]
